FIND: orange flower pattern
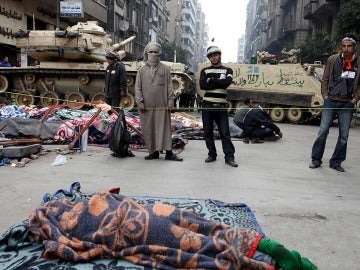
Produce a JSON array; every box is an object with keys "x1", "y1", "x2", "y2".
[{"x1": 29, "y1": 192, "x2": 272, "y2": 269}]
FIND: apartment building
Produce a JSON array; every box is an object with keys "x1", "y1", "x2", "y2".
[
  {"x1": 244, "y1": 0, "x2": 340, "y2": 62},
  {"x1": 237, "y1": 35, "x2": 245, "y2": 63}
]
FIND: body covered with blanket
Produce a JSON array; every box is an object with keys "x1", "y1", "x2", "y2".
[{"x1": 28, "y1": 191, "x2": 273, "y2": 270}]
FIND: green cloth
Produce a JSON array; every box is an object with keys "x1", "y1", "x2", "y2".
[
  {"x1": 233, "y1": 105, "x2": 250, "y2": 125},
  {"x1": 258, "y1": 239, "x2": 317, "y2": 270}
]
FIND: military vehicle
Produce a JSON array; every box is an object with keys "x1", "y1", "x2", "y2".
[
  {"x1": 197, "y1": 62, "x2": 324, "y2": 123},
  {"x1": 0, "y1": 21, "x2": 192, "y2": 110}
]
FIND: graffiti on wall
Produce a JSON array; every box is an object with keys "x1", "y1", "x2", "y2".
[
  {"x1": 232, "y1": 65, "x2": 305, "y2": 88},
  {"x1": 0, "y1": 6, "x2": 23, "y2": 20}
]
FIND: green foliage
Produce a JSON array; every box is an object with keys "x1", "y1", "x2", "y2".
[
  {"x1": 298, "y1": 31, "x2": 336, "y2": 64},
  {"x1": 337, "y1": 0, "x2": 360, "y2": 40},
  {"x1": 161, "y1": 42, "x2": 188, "y2": 65}
]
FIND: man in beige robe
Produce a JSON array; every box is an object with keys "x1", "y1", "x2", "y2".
[{"x1": 135, "y1": 42, "x2": 183, "y2": 161}]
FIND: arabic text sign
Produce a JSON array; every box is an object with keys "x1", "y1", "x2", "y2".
[{"x1": 60, "y1": 1, "x2": 83, "y2": 17}]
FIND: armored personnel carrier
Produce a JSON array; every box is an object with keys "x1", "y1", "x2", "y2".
[
  {"x1": 0, "y1": 21, "x2": 192, "y2": 110},
  {"x1": 197, "y1": 62, "x2": 324, "y2": 124}
]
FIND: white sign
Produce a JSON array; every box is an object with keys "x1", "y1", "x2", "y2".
[{"x1": 60, "y1": 1, "x2": 83, "y2": 17}]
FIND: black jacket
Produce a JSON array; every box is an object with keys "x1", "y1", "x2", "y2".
[
  {"x1": 243, "y1": 108, "x2": 280, "y2": 135},
  {"x1": 104, "y1": 61, "x2": 127, "y2": 98}
]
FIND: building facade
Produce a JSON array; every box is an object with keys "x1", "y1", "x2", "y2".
[{"x1": 244, "y1": 0, "x2": 341, "y2": 62}]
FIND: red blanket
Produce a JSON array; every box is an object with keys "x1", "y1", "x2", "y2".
[{"x1": 29, "y1": 192, "x2": 273, "y2": 269}]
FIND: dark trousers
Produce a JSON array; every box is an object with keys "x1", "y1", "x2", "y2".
[
  {"x1": 311, "y1": 99, "x2": 354, "y2": 166},
  {"x1": 202, "y1": 103, "x2": 235, "y2": 161},
  {"x1": 105, "y1": 97, "x2": 121, "y2": 112}
]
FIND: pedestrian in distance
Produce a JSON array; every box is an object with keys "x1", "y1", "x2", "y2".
[
  {"x1": 0, "y1": 56, "x2": 12, "y2": 67},
  {"x1": 242, "y1": 103, "x2": 283, "y2": 144},
  {"x1": 233, "y1": 97, "x2": 255, "y2": 143},
  {"x1": 309, "y1": 34, "x2": 360, "y2": 172},
  {"x1": 135, "y1": 42, "x2": 183, "y2": 161},
  {"x1": 199, "y1": 45, "x2": 238, "y2": 167},
  {"x1": 104, "y1": 51, "x2": 127, "y2": 112}
]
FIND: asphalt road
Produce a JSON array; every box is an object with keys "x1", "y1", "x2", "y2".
[{"x1": 1, "y1": 120, "x2": 359, "y2": 269}]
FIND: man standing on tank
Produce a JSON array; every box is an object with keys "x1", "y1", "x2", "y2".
[
  {"x1": 309, "y1": 35, "x2": 360, "y2": 172},
  {"x1": 104, "y1": 51, "x2": 127, "y2": 111},
  {"x1": 199, "y1": 45, "x2": 238, "y2": 167}
]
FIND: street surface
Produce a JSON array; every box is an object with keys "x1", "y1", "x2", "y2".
[{"x1": 1, "y1": 119, "x2": 360, "y2": 269}]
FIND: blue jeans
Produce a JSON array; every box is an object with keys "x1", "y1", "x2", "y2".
[
  {"x1": 202, "y1": 102, "x2": 235, "y2": 161},
  {"x1": 311, "y1": 99, "x2": 354, "y2": 166}
]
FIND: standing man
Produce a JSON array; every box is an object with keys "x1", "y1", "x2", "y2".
[
  {"x1": 135, "y1": 42, "x2": 183, "y2": 161},
  {"x1": 0, "y1": 56, "x2": 11, "y2": 67},
  {"x1": 199, "y1": 46, "x2": 238, "y2": 167},
  {"x1": 309, "y1": 35, "x2": 360, "y2": 172},
  {"x1": 104, "y1": 51, "x2": 127, "y2": 111}
]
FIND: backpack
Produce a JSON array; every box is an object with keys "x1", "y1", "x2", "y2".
[{"x1": 108, "y1": 110, "x2": 132, "y2": 157}]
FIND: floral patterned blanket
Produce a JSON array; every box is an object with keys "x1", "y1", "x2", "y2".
[{"x1": 26, "y1": 192, "x2": 274, "y2": 269}]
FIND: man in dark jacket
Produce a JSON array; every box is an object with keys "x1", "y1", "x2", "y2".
[
  {"x1": 104, "y1": 51, "x2": 127, "y2": 111},
  {"x1": 243, "y1": 103, "x2": 283, "y2": 143}
]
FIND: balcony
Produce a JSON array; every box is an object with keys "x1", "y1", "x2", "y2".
[
  {"x1": 303, "y1": 2, "x2": 314, "y2": 20},
  {"x1": 304, "y1": 0, "x2": 338, "y2": 20},
  {"x1": 256, "y1": 0, "x2": 267, "y2": 15}
]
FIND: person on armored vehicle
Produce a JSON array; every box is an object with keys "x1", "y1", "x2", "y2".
[{"x1": 104, "y1": 51, "x2": 127, "y2": 112}]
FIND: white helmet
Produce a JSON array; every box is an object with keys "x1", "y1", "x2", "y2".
[{"x1": 206, "y1": 46, "x2": 222, "y2": 57}]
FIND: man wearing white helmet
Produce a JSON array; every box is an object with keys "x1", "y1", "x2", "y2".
[{"x1": 199, "y1": 45, "x2": 238, "y2": 167}]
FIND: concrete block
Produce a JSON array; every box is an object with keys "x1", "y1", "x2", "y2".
[{"x1": 2, "y1": 144, "x2": 42, "y2": 158}]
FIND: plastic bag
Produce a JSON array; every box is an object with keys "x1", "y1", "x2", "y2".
[{"x1": 51, "y1": 155, "x2": 67, "y2": 166}]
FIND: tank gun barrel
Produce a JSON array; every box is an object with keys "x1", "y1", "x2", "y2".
[{"x1": 111, "y1": 35, "x2": 136, "y2": 52}]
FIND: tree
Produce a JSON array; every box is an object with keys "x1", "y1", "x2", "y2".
[
  {"x1": 298, "y1": 30, "x2": 336, "y2": 64},
  {"x1": 161, "y1": 42, "x2": 188, "y2": 65},
  {"x1": 337, "y1": 0, "x2": 360, "y2": 40}
]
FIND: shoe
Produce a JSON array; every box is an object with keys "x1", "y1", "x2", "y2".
[
  {"x1": 165, "y1": 154, "x2": 183, "y2": 161},
  {"x1": 309, "y1": 160, "x2": 321, "y2": 169},
  {"x1": 251, "y1": 138, "x2": 264, "y2": 144},
  {"x1": 330, "y1": 164, "x2": 345, "y2": 172},
  {"x1": 265, "y1": 135, "x2": 280, "y2": 142},
  {"x1": 243, "y1": 137, "x2": 250, "y2": 144},
  {"x1": 144, "y1": 151, "x2": 159, "y2": 160},
  {"x1": 225, "y1": 160, "x2": 238, "y2": 167},
  {"x1": 205, "y1": 156, "x2": 216, "y2": 163},
  {"x1": 126, "y1": 151, "x2": 135, "y2": 157}
]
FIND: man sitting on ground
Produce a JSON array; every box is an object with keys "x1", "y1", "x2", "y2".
[
  {"x1": 243, "y1": 102, "x2": 283, "y2": 143},
  {"x1": 233, "y1": 97, "x2": 255, "y2": 143}
]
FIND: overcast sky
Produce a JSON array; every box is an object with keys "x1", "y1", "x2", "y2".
[{"x1": 198, "y1": 0, "x2": 249, "y2": 63}]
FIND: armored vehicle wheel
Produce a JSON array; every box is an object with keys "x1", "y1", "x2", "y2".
[
  {"x1": 0, "y1": 75, "x2": 9, "y2": 93},
  {"x1": 40, "y1": 91, "x2": 60, "y2": 107},
  {"x1": 65, "y1": 91, "x2": 85, "y2": 109},
  {"x1": 78, "y1": 75, "x2": 90, "y2": 85},
  {"x1": 270, "y1": 107, "x2": 286, "y2": 122},
  {"x1": 126, "y1": 75, "x2": 135, "y2": 86},
  {"x1": 24, "y1": 73, "x2": 36, "y2": 84},
  {"x1": 15, "y1": 90, "x2": 35, "y2": 106},
  {"x1": 172, "y1": 75, "x2": 185, "y2": 98},
  {"x1": 287, "y1": 107, "x2": 303, "y2": 123},
  {"x1": 90, "y1": 93, "x2": 105, "y2": 102},
  {"x1": 227, "y1": 100, "x2": 234, "y2": 113},
  {"x1": 119, "y1": 93, "x2": 135, "y2": 111}
]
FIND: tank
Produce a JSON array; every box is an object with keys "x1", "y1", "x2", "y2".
[
  {"x1": 0, "y1": 21, "x2": 192, "y2": 110},
  {"x1": 196, "y1": 61, "x2": 324, "y2": 124}
]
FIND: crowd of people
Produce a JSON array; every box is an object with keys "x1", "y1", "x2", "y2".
[{"x1": 103, "y1": 33, "x2": 359, "y2": 174}]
